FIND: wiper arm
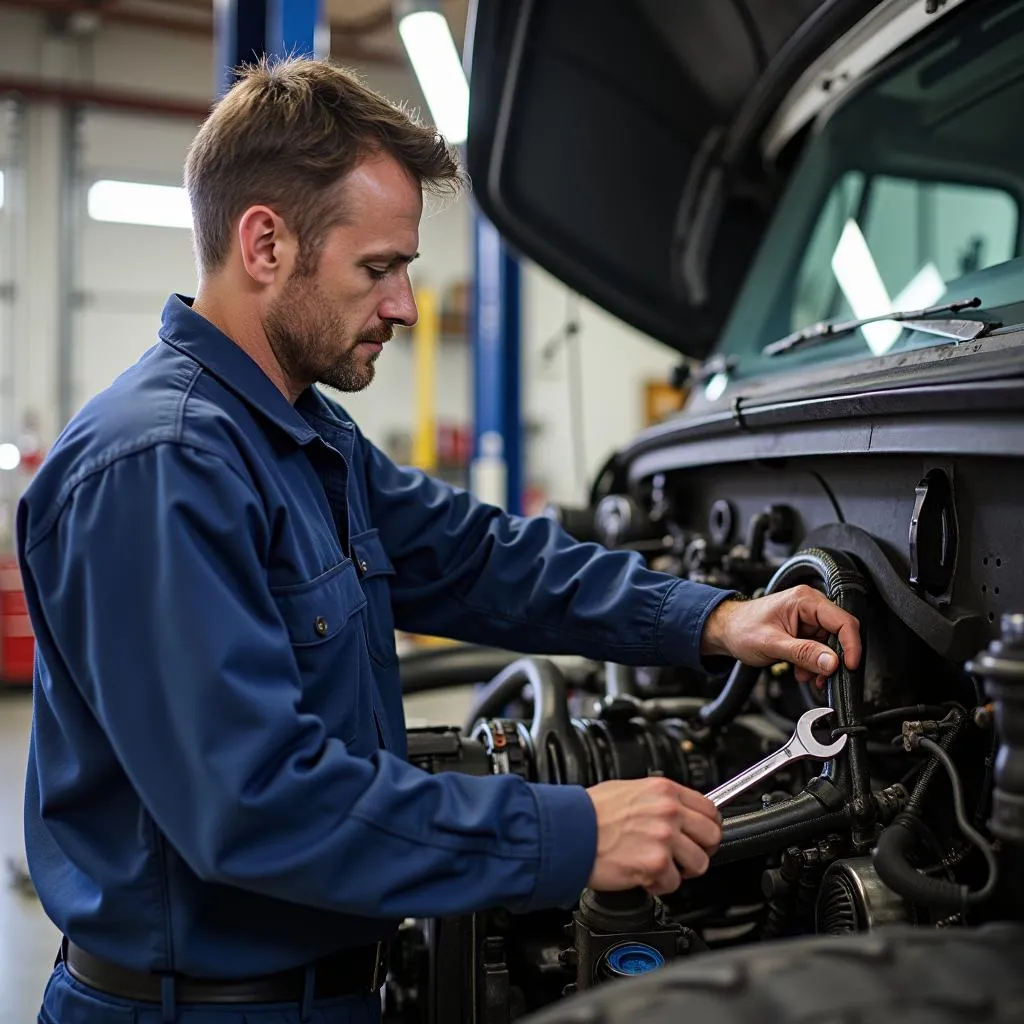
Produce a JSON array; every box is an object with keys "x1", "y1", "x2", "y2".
[{"x1": 763, "y1": 296, "x2": 991, "y2": 357}]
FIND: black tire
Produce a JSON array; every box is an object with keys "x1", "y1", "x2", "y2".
[{"x1": 520, "y1": 924, "x2": 1024, "y2": 1023}]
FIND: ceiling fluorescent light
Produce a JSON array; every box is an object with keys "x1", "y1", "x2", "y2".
[
  {"x1": 87, "y1": 180, "x2": 193, "y2": 230},
  {"x1": 396, "y1": 3, "x2": 469, "y2": 145}
]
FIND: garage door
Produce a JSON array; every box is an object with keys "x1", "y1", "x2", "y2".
[{"x1": 73, "y1": 108, "x2": 199, "y2": 415}]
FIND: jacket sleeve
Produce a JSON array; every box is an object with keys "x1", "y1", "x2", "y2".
[
  {"x1": 362, "y1": 438, "x2": 732, "y2": 671},
  {"x1": 19, "y1": 442, "x2": 596, "y2": 919}
]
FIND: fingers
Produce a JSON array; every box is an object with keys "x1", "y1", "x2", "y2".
[
  {"x1": 670, "y1": 830, "x2": 711, "y2": 881},
  {"x1": 796, "y1": 589, "x2": 863, "y2": 670},
  {"x1": 641, "y1": 841, "x2": 682, "y2": 895},
  {"x1": 779, "y1": 636, "x2": 841, "y2": 679},
  {"x1": 679, "y1": 804, "x2": 722, "y2": 850},
  {"x1": 648, "y1": 862, "x2": 682, "y2": 896},
  {"x1": 675, "y1": 784, "x2": 722, "y2": 824},
  {"x1": 794, "y1": 664, "x2": 830, "y2": 689}
]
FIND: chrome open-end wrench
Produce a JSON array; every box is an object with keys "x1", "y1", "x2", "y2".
[{"x1": 705, "y1": 706, "x2": 848, "y2": 809}]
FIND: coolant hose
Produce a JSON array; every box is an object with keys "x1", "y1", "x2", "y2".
[
  {"x1": 872, "y1": 814, "x2": 986, "y2": 913},
  {"x1": 463, "y1": 657, "x2": 588, "y2": 786},
  {"x1": 873, "y1": 716, "x2": 997, "y2": 912},
  {"x1": 704, "y1": 547, "x2": 873, "y2": 859},
  {"x1": 400, "y1": 645, "x2": 525, "y2": 694},
  {"x1": 698, "y1": 547, "x2": 867, "y2": 730},
  {"x1": 716, "y1": 779, "x2": 850, "y2": 864}
]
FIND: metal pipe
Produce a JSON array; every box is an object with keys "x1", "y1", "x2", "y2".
[
  {"x1": 0, "y1": 75, "x2": 211, "y2": 122},
  {"x1": 0, "y1": 101, "x2": 22, "y2": 525},
  {"x1": 55, "y1": 104, "x2": 78, "y2": 429},
  {"x1": 0, "y1": 0, "x2": 407, "y2": 62}
]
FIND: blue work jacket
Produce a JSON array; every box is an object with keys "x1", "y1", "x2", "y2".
[{"x1": 17, "y1": 295, "x2": 730, "y2": 979}]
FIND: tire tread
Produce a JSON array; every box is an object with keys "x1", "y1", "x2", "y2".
[{"x1": 521, "y1": 925, "x2": 1024, "y2": 1023}]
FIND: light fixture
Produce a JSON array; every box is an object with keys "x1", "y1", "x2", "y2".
[
  {"x1": 0, "y1": 443, "x2": 21, "y2": 472},
  {"x1": 394, "y1": 0, "x2": 469, "y2": 145},
  {"x1": 87, "y1": 179, "x2": 193, "y2": 230}
]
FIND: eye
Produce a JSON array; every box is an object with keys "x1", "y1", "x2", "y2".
[{"x1": 366, "y1": 266, "x2": 388, "y2": 282}]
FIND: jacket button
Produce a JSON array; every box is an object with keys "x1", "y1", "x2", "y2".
[
  {"x1": 358, "y1": 559, "x2": 369, "y2": 574},
  {"x1": 314, "y1": 616, "x2": 329, "y2": 637}
]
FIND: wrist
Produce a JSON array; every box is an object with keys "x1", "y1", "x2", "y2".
[{"x1": 699, "y1": 593, "x2": 746, "y2": 658}]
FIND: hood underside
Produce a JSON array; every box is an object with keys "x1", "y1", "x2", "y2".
[{"x1": 464, "y1": 0, "x2": 883, "y2": 359}]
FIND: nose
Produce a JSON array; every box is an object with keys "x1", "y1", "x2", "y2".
[{"x1": 378, "y1": 272, "x2": 418, "y2": 328}]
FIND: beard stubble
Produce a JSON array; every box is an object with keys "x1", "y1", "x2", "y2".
[{"x1": 263, "y1": 271, "x2": 393, "y2": 395}]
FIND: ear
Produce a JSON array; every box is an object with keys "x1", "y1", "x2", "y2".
[{"x1": 237, "y1": 205, "x2": 297, "y2": 285}]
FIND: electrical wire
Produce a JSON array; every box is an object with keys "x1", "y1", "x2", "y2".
[
  {"x1": 862, "y1": 704, "x2": 954, "y2": 727},
  {"x1": 915, "y1": 736, "x2": 999, "y2": 908}
]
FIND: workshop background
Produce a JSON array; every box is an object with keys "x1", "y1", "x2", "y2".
[{"x1": 0, "y1": 1, "x2": 685, "y2": 1020}]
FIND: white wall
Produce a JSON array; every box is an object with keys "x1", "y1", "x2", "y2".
[{"x1": 0, "y1": 5, "x2": 681, "y2": 513}]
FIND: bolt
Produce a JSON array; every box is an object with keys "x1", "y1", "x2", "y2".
[{"x1": 1001, "y1": 613, "x2": 1024, "y2": 649}]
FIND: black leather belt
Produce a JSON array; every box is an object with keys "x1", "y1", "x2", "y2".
[{"x1": 61, "y1": 938, "x2": 388, "y2": 1005}]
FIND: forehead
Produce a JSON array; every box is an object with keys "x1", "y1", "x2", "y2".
[{"x1": 339, "y1": 153, "x2": 423, "y2": 235}]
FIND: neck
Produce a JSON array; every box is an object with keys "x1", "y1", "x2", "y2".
[{"x1": 192, "y1": 281, "x2": 301, "y2": 403}]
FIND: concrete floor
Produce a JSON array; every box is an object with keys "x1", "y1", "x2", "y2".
[
  {"x1": 0, "y1": 684, "x2": 472, "y2": 1023},
  {"x1": 0, "y1": 689, "x2": 59, "y2": 1024}
]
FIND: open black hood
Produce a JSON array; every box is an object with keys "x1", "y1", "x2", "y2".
[{"x1": 464, "y1": 0, "x2": 879, "y2": 359}]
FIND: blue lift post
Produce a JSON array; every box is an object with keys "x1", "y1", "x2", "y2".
[
  {"x1": 211, "y1": 3, "x2": 524, "y2": 513},
  {"x1": 471, "y1": 213, "x2": 522, "y2": 515},
  {"x1": 214, "y1": 0, "x2": 328, "y2": 97}
]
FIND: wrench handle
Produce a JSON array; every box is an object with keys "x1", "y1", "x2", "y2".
[{"x1": 706, "y1": 746, "x2": 796, "y2": 809}]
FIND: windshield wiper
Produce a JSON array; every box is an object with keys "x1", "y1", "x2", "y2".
[{"x1": 763, "y1": 297, "x2": 995, "y2": 357}]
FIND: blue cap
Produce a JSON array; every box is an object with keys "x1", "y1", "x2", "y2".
[{"x1": 603, "y1": 942, "x2": 665, "y2": 977}]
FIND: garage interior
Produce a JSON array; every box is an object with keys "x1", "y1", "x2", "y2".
[
  {"x1": 0, "y1": 1, "x2": 687, "y2": 1018},
  {"x1": 1, "y1": 0, "x2": 1023, "y2": 1021}
]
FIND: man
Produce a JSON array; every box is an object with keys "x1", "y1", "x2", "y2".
[{"x1": 18, "y1": 58, "x2": 861, "y2": 1024}]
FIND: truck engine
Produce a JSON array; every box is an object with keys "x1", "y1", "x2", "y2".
[{"x1": 385, "y1": 456, "x2": 1024, "y2": 1023}]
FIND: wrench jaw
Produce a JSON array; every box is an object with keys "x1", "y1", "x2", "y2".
[
  {"x1": 704, "y1": 707, "x2": 850, "y2": 809},
  {"x1": 794, "y1": 706, "x2": 848, "y2": 760}
]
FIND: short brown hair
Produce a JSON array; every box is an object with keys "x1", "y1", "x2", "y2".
[{"x1": 184, "y1": 56, "x2": 463, "y2": 275}]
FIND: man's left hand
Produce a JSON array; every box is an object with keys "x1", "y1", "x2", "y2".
[{"x1": 700, "y1": 585, "x2": 862, "y2": 687}]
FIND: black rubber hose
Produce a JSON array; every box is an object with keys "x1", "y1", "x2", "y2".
[
  {"x1": 462, "y1": 657, "x2": 588, "y2": 786},
  {"x1": 906, "y1": 709, "x2": 965, "y2": 816},
  {"x1": 698, "y1": 548, "x2": 867, "y2": 732},
  {"x1": 873, "y1": 812, "x2": 993, "y2": 913},
  {"x1": 873, "y1": 734, "x2": 998, "y2": 913},
  {"x1": 400, "y1": 645, "x2": 524, "y2": 694},
  {"x1": 701, "y1": 548, "x2": 873, "y2": 863},
  {"x1": 715, "y1": 782, "x2": 850, "y2": 865}
]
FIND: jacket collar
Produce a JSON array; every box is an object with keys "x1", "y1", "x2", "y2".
[{"x1": 159, "y1": 293, "x2": 345, "y2": 448}]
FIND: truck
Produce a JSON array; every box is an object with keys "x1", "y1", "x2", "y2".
[{"x1": 384, "y1": 1, "x2": 1024, "y2": 1020}]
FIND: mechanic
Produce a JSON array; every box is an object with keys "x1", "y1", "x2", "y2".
[{"x1": 17, "y1": 57, "x2": 862, "y2": 1024}]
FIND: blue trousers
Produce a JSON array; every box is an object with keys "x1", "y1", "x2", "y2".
[{"x1": 38, "y1": 964, "x2": 383, "y2": 1024}]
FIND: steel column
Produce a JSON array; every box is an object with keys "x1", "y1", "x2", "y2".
[
  {"x1": 215, "y1": 0, "x2": 327, "y2": 96},
  {"x1": 470, "y1": 212, "x2": 521, "y2": 514},
  {"x1": 55, "y1": 105, "x2": 79, "y2": 429}
]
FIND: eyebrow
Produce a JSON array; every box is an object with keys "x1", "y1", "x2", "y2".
[{"x1": 360, "y1": 250, "x2": 420, "y2": 266}]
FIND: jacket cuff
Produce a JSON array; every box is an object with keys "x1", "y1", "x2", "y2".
[
  {"x1": 523, "y1": 783, "x2": 597, "y2": 912},
  {"x1": 656, "y1": 579, "x2": 737, "y2": 673}
]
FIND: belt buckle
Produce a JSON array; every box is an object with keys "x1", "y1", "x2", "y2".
[{"x1": 370, "y1": 941, "x2": 385, "y2": 992}]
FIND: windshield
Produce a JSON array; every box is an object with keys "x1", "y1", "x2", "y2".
[{"x1": 715, "y1": 0, "x2": 1024, "y2": 382}]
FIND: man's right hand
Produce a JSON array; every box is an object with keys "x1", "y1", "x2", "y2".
[{"x1": 585, "y1": 777, "x2": 722, "y2": 895}]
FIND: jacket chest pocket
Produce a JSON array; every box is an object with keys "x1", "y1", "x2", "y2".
[
  {"x1": 271, "y1": 561, "x2": 367, "y2": 647},
  {"x1": 350, "y1": 528, "x2": 398, "y2": 667},
  {"x1": 270, "y1": 561, "x2": 370, "y2": 748}
]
